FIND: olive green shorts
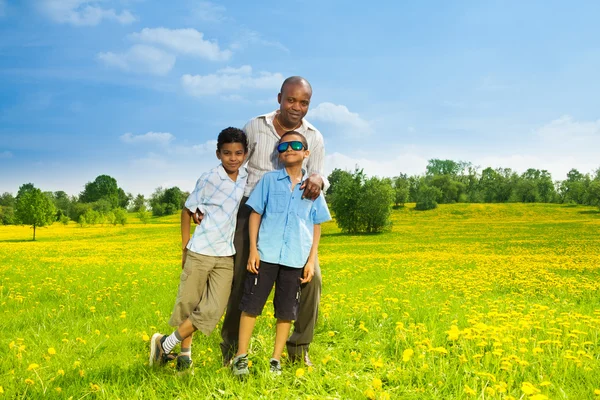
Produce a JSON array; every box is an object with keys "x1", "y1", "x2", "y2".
[{"x1": 168, "y1": 251, "x2": 234, "y2": 336}]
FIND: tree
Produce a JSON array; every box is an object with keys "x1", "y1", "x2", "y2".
[
  {"x1": 131, "y1": 194, "x2": 147, "y2": 212},
  {"x1": 392, "y1": 174, "x2": 410, "y2": 207},
  {"x1": 329, "y1": 168, "x2": 394, "y2": 233},
  {"x1": 415, "y1": 185, "x2": 441, "y2": 211},
  {"x1": 326, "y1": 168, "x2": 351, "y2": 197},
  {"x1": 15, "y1": 186, "x2": 56, "y2": 240},
  {"x1": 80, "y1": 175, "x2": 120, "y2": 208},
  {"x1": 0, "y1": 192, "x2": 16, "y2": 225},
  {"x1": 149, "y1": 186, "x2": 183, "y2": 216}
]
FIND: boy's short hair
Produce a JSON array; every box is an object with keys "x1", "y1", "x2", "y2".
[
  {"x1": 217, "y1": 127, "x2": 248, "y2": 152},
  {"x1": 279, "y1": 131, "x2": 308, "y2": 150}
]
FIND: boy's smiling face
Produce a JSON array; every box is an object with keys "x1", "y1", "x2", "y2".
[
  {"x1": 278, "y1": 133, "x2": 309, "y2": 166},
  {"x1": 217, "y1": 142, "x2": 246, "y2": 175}
]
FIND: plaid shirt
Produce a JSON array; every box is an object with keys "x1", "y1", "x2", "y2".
[{"x1": 184, "y1": 164, "x2": 248, "y2": 256}]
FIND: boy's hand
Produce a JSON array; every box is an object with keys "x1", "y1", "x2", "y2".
[
  {"x1": 300, "y1": 260, "x2": 315, "y2": 284},
  {"x1": 191, "y1": 209, "x2": 204, "y2": 225},
  {"x1": 181, "y1": 248, "x2": 187, "y2": 270},
  {"x1": 300, "y1": 174, "x2": 323, "y2": 200},
  {"x1": 247, "y1": 249, "x2": 260, "y2": 274}
]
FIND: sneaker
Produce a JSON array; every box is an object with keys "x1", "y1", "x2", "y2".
[
  {"x1": 231, "y1": 354, "x2": 249, "y2": 377},
  {"x1": 269, "y1": 358, "x2": 282, "y2": 375},
  {"x1": 289, "y1": 351, "x2": 313, "y2": 367},
  {"x1": 176, "y1": 355, "x2": 193, "y2": 374},
  {"x1": 149, "y1": 333, "x2": 176, "y2": 366}
]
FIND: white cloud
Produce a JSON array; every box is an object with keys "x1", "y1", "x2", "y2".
[
  {"x1": 308, "y1": 102, "x2": 373, "y2": 136},
  {"x1": 535, "y1": 115, "x2": 600, "y2": 142},
  {"x1": 0, "y1": 150, "x2": 13, "y2": 159},
  {"x1": 230, "y1": 29, "x2": 289, "y2": 53},
  {"x1": 191, "y1": 1, "x2": 226, "y2": 23},
  {"x1": 325, "y1": 151, "x2": 428, "y2": 178},
  {"x1": 181, "y1": 66, "x2": 283, "y2": 97},
  {"x1": 36, "y1": 0, "x2": 136, "y2": 26},
  {"x1": 97, "y1": 45, "x2": 176, "y2": 76},
  {"x1": 120, "y1": 132, "x2": 174, "y2": 146},
  {"x1": 129, "y1": 28, "x2": 232, "y2": 61}
]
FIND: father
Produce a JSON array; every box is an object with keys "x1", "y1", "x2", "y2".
[{"x1": 217, "y1": 76, "x2": 327, "y2": 366}]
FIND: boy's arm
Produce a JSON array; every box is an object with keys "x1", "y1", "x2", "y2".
[
  {"x1": 301, "y1": 224, "x2": 321, "y2": 284},
  {"x1": 247, "y1": 211, "x2": 262, "y2": 274},
  {"x1": 180, "y1": 209, "x2": 192, "y2": 269}
]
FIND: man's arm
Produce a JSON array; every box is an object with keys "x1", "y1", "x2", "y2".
[{"x1": 300, "y1": 131, "x2": 329, "y2": 200}]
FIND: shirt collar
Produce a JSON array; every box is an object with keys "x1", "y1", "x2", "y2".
[
  {"x1": 218, "y1": 164, "x2": 248, "y2": 180},
  {"x1": 258, "y1": 110, "x2": 316, "y2": 132},
  {"x1": 277, "y1": 168, "x2": 308, "y2": 182}
]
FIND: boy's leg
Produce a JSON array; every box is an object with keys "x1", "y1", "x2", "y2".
[
  {"x1": 273, "y1": 319, "x2": 292, "y2": 361},
  {"x1": 286, "y1": 258, "x2": 321, "y2": 362},
  {"x1": 220, "y1": 197, "x2": 250, "y2": 363},
  {"x1": 275, "y1": 265, "x2": 304, "y2": 362},
  {"x1": 190, "y1": 256, "x2": 234, "y2": 336},
  {"x1": 236, "y1": 312, "x2": 257, "y2": 356}
]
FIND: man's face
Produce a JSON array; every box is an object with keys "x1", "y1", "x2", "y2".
[{"x1": 277, "y1": 82, "x2": 312, "y2": 128}]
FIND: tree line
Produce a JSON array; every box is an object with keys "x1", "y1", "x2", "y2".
[
  {"x1": 0, "y1": 174, "x2": 191, "y2": 239},
  {"x1": 2, "y1": 160, "x2": 599, "y2": 238},
  {"x1": 326, "y1": 160, "x2": 600, "y2": 234}
]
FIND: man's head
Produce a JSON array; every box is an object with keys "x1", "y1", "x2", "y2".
[
  {"x1": 277, "y1": 76, "x2": 312, "y2": 129},
  {"x1": 277, "y1": 131, "x2": 309, "y2": 166}
]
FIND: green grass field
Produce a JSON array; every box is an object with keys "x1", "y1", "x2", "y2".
[{"x1": 1, "y1": 203, "x2": 599, "y2": 399}]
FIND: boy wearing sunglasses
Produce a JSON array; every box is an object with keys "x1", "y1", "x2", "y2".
[{"x1": 231, "y1": 131, "x2": 331, "y2": 376}]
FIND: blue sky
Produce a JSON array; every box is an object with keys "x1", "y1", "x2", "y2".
[{"x1": 1, "y1": 0, "x2": 599, "y2": 197}]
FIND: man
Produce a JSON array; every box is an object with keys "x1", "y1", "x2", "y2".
[{"x1": 207, "y1": 76, "x2": 327, "y2": 366}]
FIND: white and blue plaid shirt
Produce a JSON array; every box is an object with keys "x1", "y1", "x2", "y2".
[{"x1": 185, "y1": 164, "x2": 248, "y2": 256}]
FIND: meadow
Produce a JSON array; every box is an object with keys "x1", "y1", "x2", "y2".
[{"x1": 1, "y1": 203, "x2": 599, "y2": 399}]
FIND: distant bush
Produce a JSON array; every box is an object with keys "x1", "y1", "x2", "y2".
[
  {"x1": 415, "y1": 185, "x2": 441, "y2": 211},
  {"x1": 114, "y1": 208, "x2": 128, "y2": 225},
  {"x1": 59, "y1": 215, "x2": 70, "y2": 225}
]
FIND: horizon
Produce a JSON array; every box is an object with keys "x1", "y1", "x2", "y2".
[{"x1": 1, "y1": 1, "x2": 599, "y2": 197}]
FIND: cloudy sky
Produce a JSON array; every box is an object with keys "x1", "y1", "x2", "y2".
[{"x1": 1, "y1": 1, "x2": 599, "y2": 196}]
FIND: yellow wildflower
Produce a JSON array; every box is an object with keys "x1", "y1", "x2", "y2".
[{"x1": 295, "y1": 368, "x2": 305, "y2": 378}]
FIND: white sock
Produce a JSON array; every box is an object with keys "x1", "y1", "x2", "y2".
[{"x1": 162, "y1": 331, "x2": 182, "y2": 354}]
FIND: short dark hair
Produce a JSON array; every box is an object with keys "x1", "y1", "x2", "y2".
[
  {"x1": 279, "y1": 131, "x2": 308, "y2": 150},
  {"x1": 217, "y1": 127, "x2": 248, "y2": 152},
  {"x1": 280, "y1": 76, "x2": 312, "y2": 94}
]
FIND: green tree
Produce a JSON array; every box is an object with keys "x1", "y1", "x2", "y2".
[
  {"x1": 415, "y1": 185, "x2": 441, "y2": 211},
  {"x1": 326, "y1": 168, "x2": 351, "y2": 197},
  {"x1": 329, "y1": 169, "x2": 393, "y2": 233},
  {"x1": 137, "y1": 205, "x2": 151, "y2": 224},
  {"x1": 0, "y1": 192, "x2": 15, "y2": 207},
  {"x1": 15, "y1": 186, "x2": 56, "y2": 240},
  {"x1": 392, "y1": 174, "x2": 410, "y2": 207},
  {"x1": 0, "y1": 192, "x2": 16, "y2": 225},
  {"x1": 131, "y1": 194, "x2": 147, "y2": 212},
  {"x1": 80, "y1": 175, "x2": 120, "y2": 208}
]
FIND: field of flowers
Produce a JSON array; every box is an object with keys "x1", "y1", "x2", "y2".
[{"x1": 1, "y1": 203, "x2": 599, "y2": 399}]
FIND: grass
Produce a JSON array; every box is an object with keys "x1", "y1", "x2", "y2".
[{"x1": 0, "y1": 203, "x2": 599, "y2": 399}]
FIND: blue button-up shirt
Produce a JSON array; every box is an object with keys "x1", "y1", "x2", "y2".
[{"x1": 246, "y1": 168, "x2": 331, "y2": 268}]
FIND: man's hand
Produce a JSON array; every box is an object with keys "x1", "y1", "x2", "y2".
[
  {"x1": 191, "y1": 208, "x2": 204, "y2": 225},
  {"x1": 300, "y1": 260, "x2": 315, "y2": 284},
  {"x1": 247, "y1": 249, "x2": 260, "y2": 274},
  {"x1": 300, "y1": 173, "x2": 323, "y2": 200}
]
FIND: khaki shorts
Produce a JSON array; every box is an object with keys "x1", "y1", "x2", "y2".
[{"x1": 169, "y1": 251, "x2": 234, "y2": 336}]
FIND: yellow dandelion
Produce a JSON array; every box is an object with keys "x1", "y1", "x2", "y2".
[
  {"x1": 247, "y1": 360, "x2": 252, "y2": 368},
  {"x1": 521, "y1": 382, "x2": 540, "y2": 395},
  {"x1": 372, "y1": 377, "x2": 383, "y2": 391},
  {"x1": 364, "y1": 388, "x2": 376, "y2": 400},
  {"x1": 595, "y1": 389, "x2": 600, "y2": 396},
  {"x1": 464, "y1": 385, "x2": 476, "y2": 396},
  {"x1": 27, "y1": 363, "x2": 39, "y2": 371},
  {"x1": 55, "y1": 387, "x2": 62, "y2": 393},
  {"x1": 57, "y1": 369, "x2": 65, "y2": 376},
  {"x1": 90, "y1": 383, "x2": 100, "y2": 392},
  {"x1": 379, "y1": 393, "x2": 391, "y2": 400},
  {"x1": 79, "y1": 369, "x2": 85, "y2": 377},
  {"x1": 402, "y1": 348, "x2": 414, "y2": 362},
  {"x1": 529, "y1": 395, "x2": 548, "y2": 400},
  {"x1": 48, "y1": 347, "x2": 56, "y2": 355},
  {"x1": 142, "y1": 334, "x2": 150, "y2": 342},
  {"x1": 121, "y1": 328, "x2": 128, "y2": 333},
  {"x1": 24, "y1": 379, "x2": 35, "y2": 386},
  {"x1": 328, "y1": 331, "x2": 336, "y2": 337},
  {"x1": 0, "y1": 386, "x2": 4, "y2": 394},
  {"x1": 446, "y1": 325, "x2": 460, "y2": 341},
  {"x1": 73, "y1": 361, "x2": 81, "y2": 368},
  {"x1": 295, "y1": 368, "x2": 305, "y2": 378},
  {"x1": 95, "y1": 330, "x2": 100, "y2": 335}
]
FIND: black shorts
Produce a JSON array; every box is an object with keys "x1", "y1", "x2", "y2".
[{"x1": 239, "y1": 261, "x2": 303, "y2": 321}]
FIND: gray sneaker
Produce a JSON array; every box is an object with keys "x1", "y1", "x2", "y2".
[
  {"x1": 176, "y1": 354, "x2": 193, "y2": 374},
  {"x1": 231, "y1": 354, "x2": 249, "y2": 377},
  {"x1": 149, "y1": 333, "x2": 176, "y2": 366},
  {"x1": 269, "y1": 358, "x2": 282, "y2": 375}
]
